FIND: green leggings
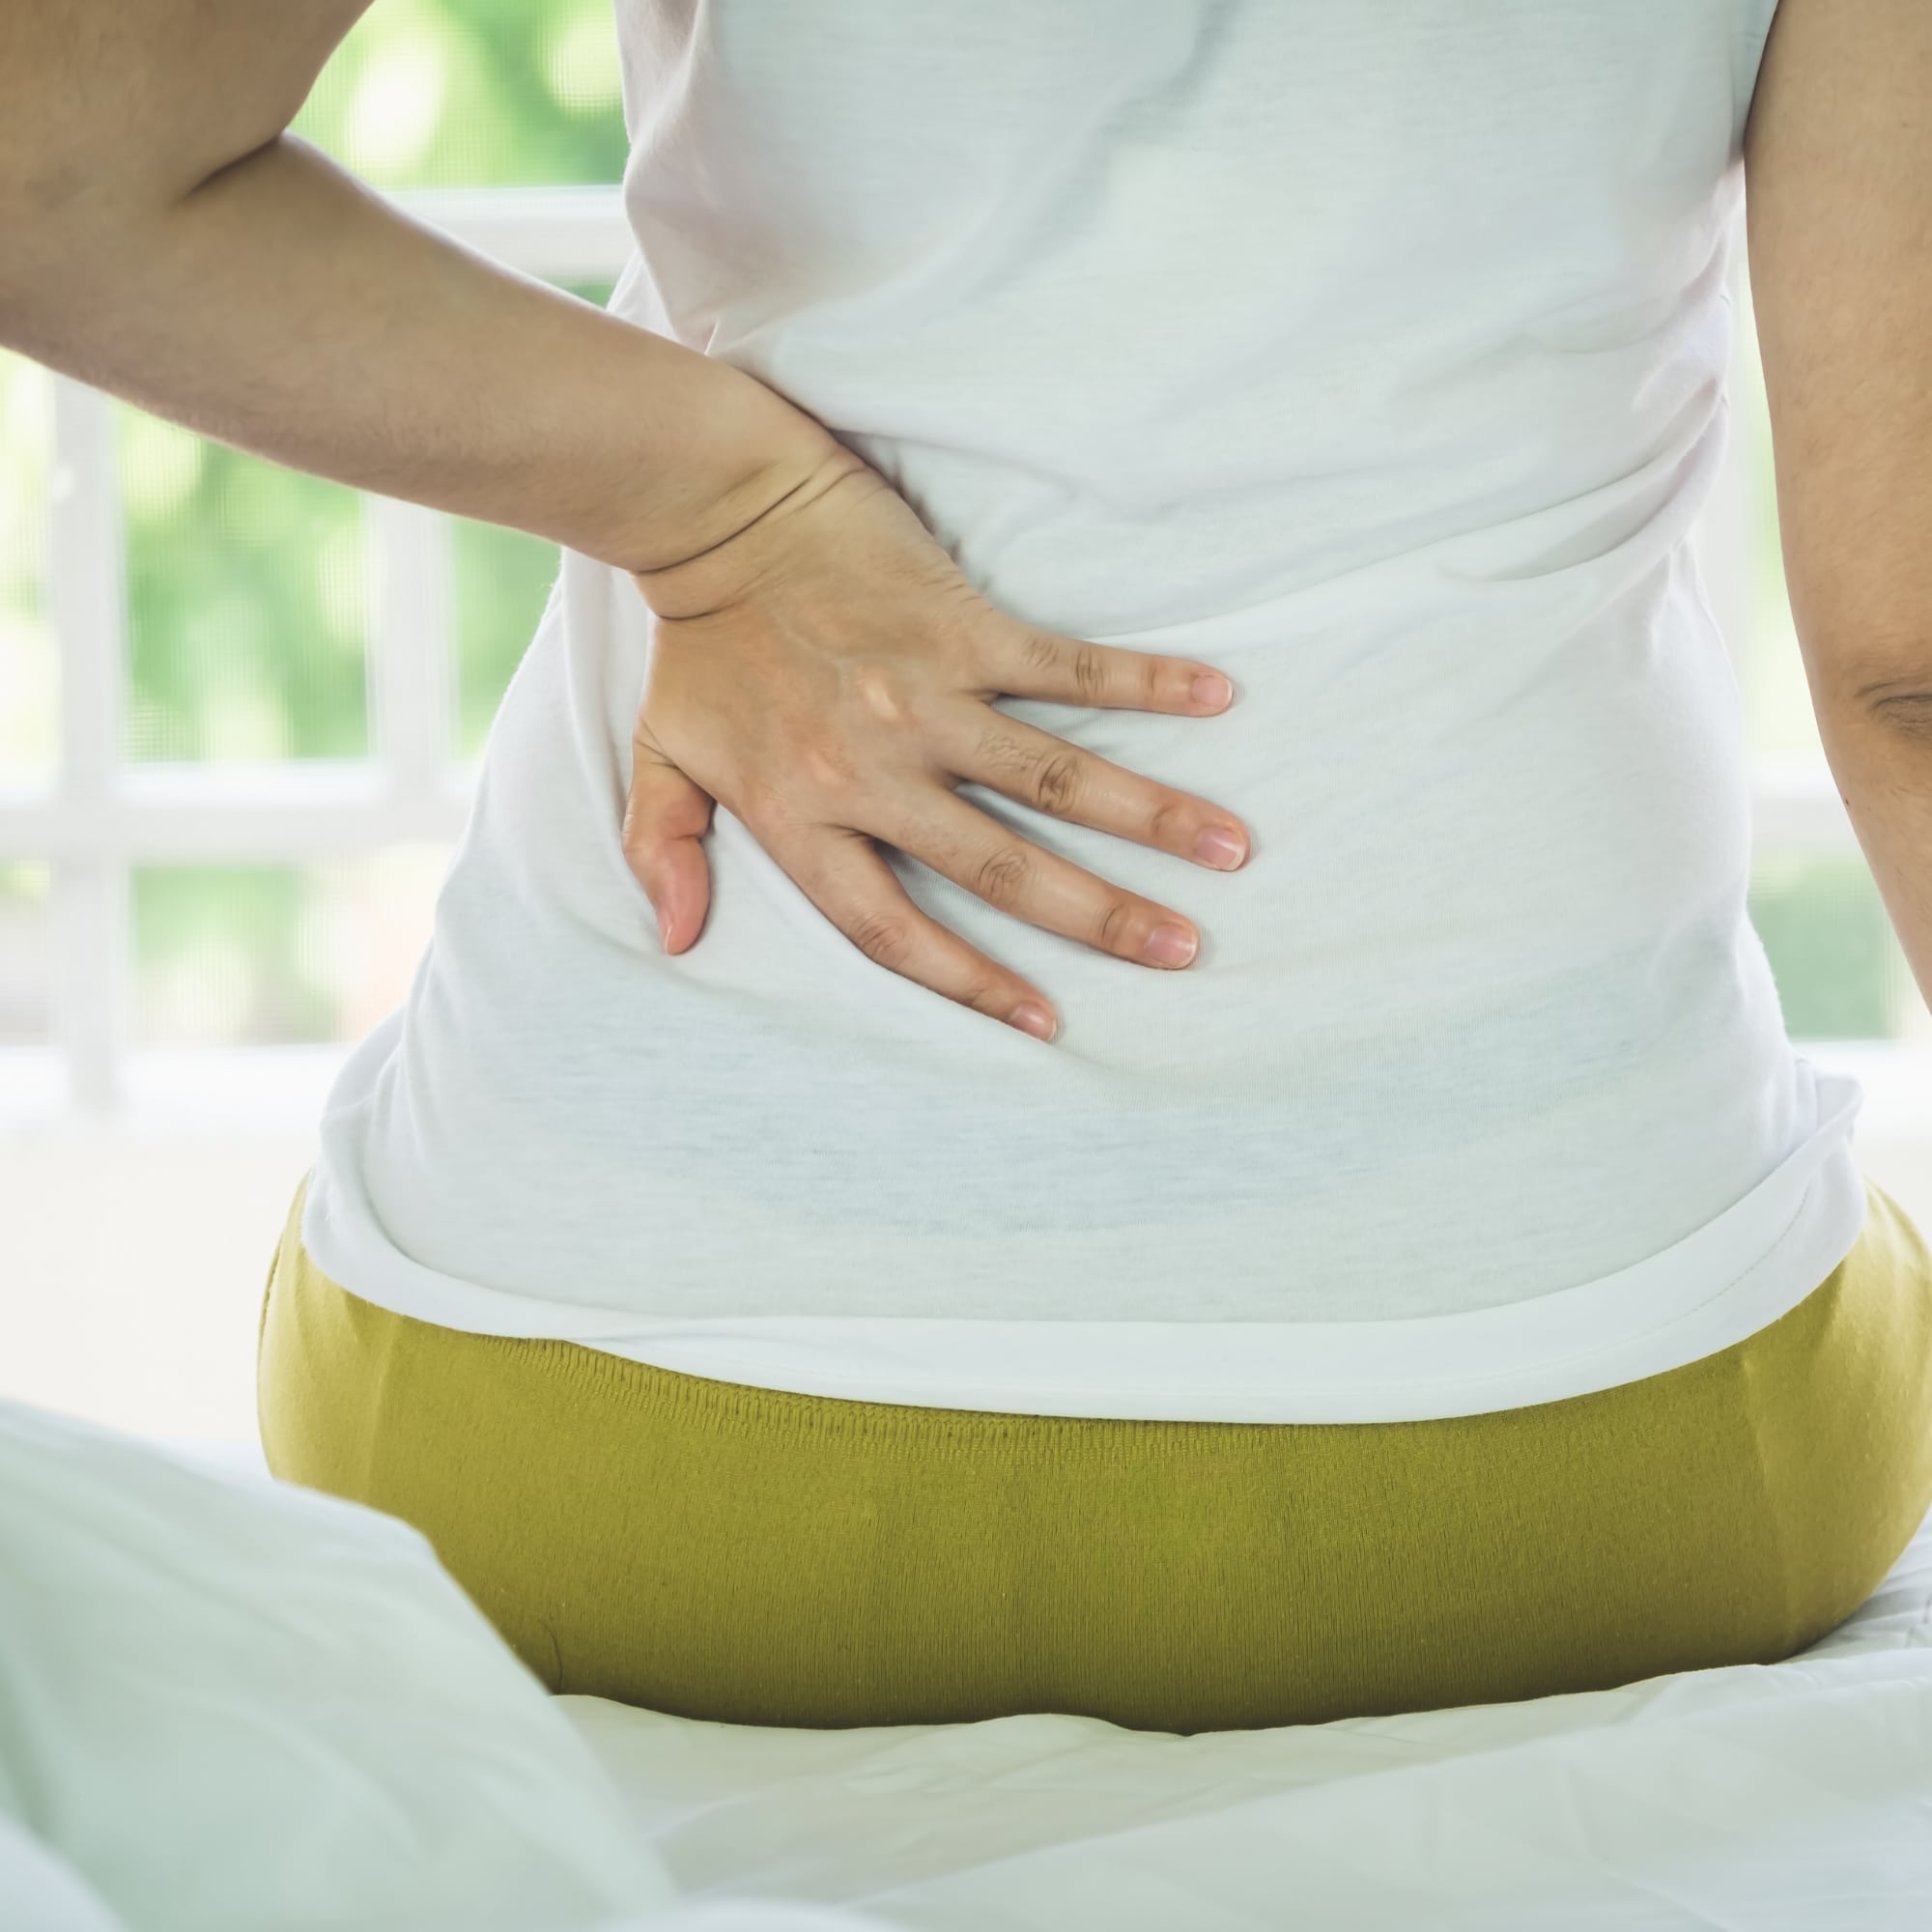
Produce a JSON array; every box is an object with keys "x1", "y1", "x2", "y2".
[{"x1": 258, "y1": 1173, "x2": 1932, "y2": 1735}]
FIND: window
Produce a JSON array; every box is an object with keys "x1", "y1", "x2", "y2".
[
  {"x1": 0, "y1": 7, "x2": 1926, "y2": 1125},
  {"x1": 0, "y1": 5, "x2": 631, "y2": 1116}
]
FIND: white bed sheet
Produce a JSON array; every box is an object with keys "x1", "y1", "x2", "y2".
[{"x1": 560, "y1": 1501, "x2": 1932, "y2": 1932}]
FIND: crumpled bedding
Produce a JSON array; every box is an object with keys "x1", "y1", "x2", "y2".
[
  {"x1": 0, "y1": 1400, "x2": 876, "y2": 1932},
  {"x1": 3, "y1": 1396, "x2": 1927, "y2": 1931},
  {"x1": 559, "y1": 1506, "x2": 1932, "y2": 1930}
]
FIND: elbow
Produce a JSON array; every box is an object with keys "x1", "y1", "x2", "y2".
[
  {"x1": 1794, "y1": 598, "x2": 1932, "y2": 750},
  {"x1": 1856, "y1": 676, "x2": 1932, "y2": 748},
  {"x1": 0, "y1": 193, "x2": 69, "y2": 338},
  {"x1": 0, "y1": 114, "x2": 227, "y2": 338},
  {"x1": 0, "y1": 3, "x2": 331, "y2": 328},
  {"x1": 0, "y1": 118, "x2": 138, "y2": 327},
  {"x1": 1808, "y1": 650, "x2": 1932, "y2": 763}
]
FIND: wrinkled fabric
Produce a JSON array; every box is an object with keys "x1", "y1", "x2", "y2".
[{"x1": 0, "y1": 1398, "x2": 677, "y2": 1932}]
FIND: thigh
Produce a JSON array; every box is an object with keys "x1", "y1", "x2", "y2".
[{"x1": 257, "y1": 1176, "x2": 1932, "y2": 1734}]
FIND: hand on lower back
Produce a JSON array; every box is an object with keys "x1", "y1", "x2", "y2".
[{"x1": 621, "y1": 446, "x2": 1250, "y2": 1042}]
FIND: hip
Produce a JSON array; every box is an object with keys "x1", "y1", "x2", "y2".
[{"x1": 257, "y1": 1169, "x2": 1932, "y2": 1731}]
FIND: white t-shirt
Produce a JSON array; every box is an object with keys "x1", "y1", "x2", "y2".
[{"x1": 303, "y1": 0, "x2": 1869, "y2": 1423}]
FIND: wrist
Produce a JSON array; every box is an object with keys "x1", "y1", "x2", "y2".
[{"x1": 607, "y1": 348, "x2": 852, "y2": 578}]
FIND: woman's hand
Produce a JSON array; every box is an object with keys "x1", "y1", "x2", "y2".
[{"x1": 622, "y1": 446, "x2": 1251, "y2": 1043}]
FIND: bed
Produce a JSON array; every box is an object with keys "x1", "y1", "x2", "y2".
[{"x1": 4, "y1": 1398, "x2": 1928, "y2": 1931}]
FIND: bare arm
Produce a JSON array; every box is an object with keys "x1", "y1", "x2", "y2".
[
  {"x1": 0, "y1": 0, "x2": 839, "y2": 574},
  {"x1": 1745, "y1": 0, "x2": 1932, "y2": 1010},
  {"x1": 0, "y1": 0, "x2": 1255, "y2": 1032}
]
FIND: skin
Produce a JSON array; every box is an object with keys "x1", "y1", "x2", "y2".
[
  {"x1": 0, "y1": 0, "x2": 1254, "y2": 1048},
  {"x1": 1745, "y1": 0, "x2": 1932, "y2": 1020},
  {"x1": 0, "y1": 3, "x2": 1926, "y2": 1040}
]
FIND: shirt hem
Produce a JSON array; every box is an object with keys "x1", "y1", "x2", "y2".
[{"x1": 299, "y1": 1057, "x2": 1867, "y2": 1424}]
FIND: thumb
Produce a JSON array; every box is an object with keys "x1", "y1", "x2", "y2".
[{"x1": 622, "y1": 735, "x2": 717, "y2": 952}]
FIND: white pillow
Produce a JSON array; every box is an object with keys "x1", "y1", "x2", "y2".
[{"x1": 0, "y1": 1397, "x2": 681, "y2": 1932}]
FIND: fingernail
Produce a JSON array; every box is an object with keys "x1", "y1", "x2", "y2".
[
  {"x1": 1145, "y1": 923, "x2": 1198, "y2": 967},
  {"x1": 1194, "y1": 827, "x2": 1246, "y2": 869},
  {"x1": 656, "y1": 906, "x2": 671, "y2": 948},
  {"x1": 1009, "y1": 1003, "x2": 1057, "y2": 1041},
  {"x1": 1191, "y1": 672, "x2": 1232, "y2": 707}
]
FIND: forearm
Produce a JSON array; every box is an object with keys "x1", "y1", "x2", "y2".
[
  {"x1": 1812, "y1": 697, "x2": 1932, "y2": 1019},
  {"x1": 0, "y1": 130, "x2": 841, "y2": 575}
]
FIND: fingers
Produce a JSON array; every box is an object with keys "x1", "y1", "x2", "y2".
[
  {"x1": 622, "y1": 742, "x2": 718, "y2": 952},
  {"x1": 790, "y1": 827, "x2": 1062, "y2": 1041},
  {"x1": 866, "y1": 788, "x2": 1208, "y2": 974},
  {"x1": 974, "y1": 621, "x2": 1236, "y2": 717},
  {"x1": 943, "y1": 707, "x2": 1250, "y2": 871}
]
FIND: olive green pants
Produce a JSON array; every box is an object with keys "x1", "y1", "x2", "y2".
[{"x1": 259, "y1": 1173, "x2": 1932, "y2": 1735}]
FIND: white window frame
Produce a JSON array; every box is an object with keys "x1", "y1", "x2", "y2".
[
  {"x1": 1, "y1": 189, "x2": 628, "y2": 1113},
  {"x1": 0, "y1": 188, "x2": 1912, "y2": 1121}
]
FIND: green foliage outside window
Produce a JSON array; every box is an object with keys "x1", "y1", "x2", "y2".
[
  {"x1": 293, "y1": 0, "x2": 627, "y2": 188},
  {"x1": 123, "y1": 419, "x2": 370, "y2": 763},
  {"x1": 1748, "y1": 856, "x2": 1907, "y2": 1043},
  {"x1": 135, "y1": 2, "x2": 629, "y2": 1034},
  {"x1": 133, "y1": 868, "x2": 334, "y2": 1044}
]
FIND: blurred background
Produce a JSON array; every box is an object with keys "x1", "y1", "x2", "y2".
[{"x1": 2, "y1": 0, "x2": 1928, "y2": 1446}]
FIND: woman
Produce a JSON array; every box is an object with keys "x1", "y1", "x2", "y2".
[{"x1": 6, "y1": 0, "x2": 1929, "y2": 1734}]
